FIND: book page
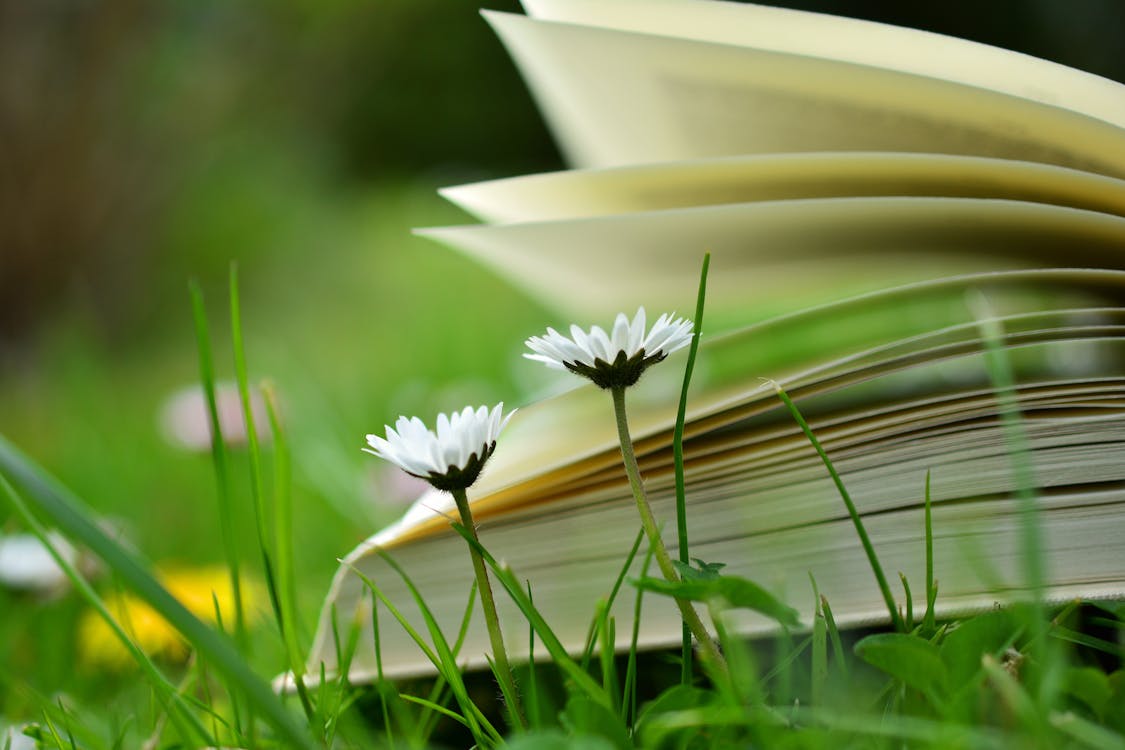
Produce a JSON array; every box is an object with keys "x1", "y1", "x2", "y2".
[
  {"x1": 319, "y1": 269, "x2": 1125, "y2": 557},
  {"x1": 484, "y1": 12, "x2": 1125, "y2": 176},
  {"x1": 419, "y1": 197, "x2": 1125, "y2": 319},
  {"x1": 441, "y1": 153, "x2": 1125, "y2": 223},
  {"x1": 307, "y1": 315, "x2": 1125, "y2": 678},
  {"x1": 520, "y1": 0, "x2": 1125, "y2": 131}
]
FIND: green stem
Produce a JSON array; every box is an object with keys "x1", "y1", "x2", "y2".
[
  {"x1": 451, "y1": 488, "x2": 527, "y2": 730},
  {"x1": 611, "y1": 386, "x2": 727, "y2": 675}
]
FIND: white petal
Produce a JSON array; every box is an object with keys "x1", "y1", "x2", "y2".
[
  {"x1": 587, "y1": 325, "x2": 614, "y2": 361},
  {"x1": 610, "y1": 312, "x2": 632, "y2": 353},
  {"x1": 628, "y1": 306, "x2": 647, "y2": 353}
]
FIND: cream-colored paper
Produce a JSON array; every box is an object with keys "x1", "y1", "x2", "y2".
[
  {"x1": 440, "y1": 153, "x2": 1125, "y2": 223},
  {"x1": 419, "y1": 197, "x2": 1125, "y2": 318},
  {"x1": 520, "y1": 0, "x2": 1125, "y2": 131},
  {"x1": 484, "y1": 11, "x2": 1125, "y2": 175}
]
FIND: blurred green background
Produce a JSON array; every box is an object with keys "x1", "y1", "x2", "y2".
[{"x1": 1, "y1": 0, "x2": 1122, "y2": 702}]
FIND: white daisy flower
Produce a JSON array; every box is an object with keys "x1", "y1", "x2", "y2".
[
  {"x1": 524, "y1": 307, "x2": 694, "y2": 389},
  {"x1": 364, "y1": 404, "x2": 514, "y2": 492}
]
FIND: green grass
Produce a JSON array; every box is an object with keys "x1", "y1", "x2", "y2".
[{"x1": 1, "y1": 184, "x2": 1123, "y2": 748}]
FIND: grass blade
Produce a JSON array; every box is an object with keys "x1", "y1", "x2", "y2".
[
  {"x1": 0, "y1": 437, "x2": 315, "y2": 750},
  {"x1": 188, "y1": 280, "x2": 246, "y2": 642},
  {"x1": 820, "y1": 596, "x2": 848, "y2": 679},
  {"x1": 674, "y1": 252, "x2": 710, "y2": 685},
  {"x1": 772, "y1": 381, "x2": 904, "y2": 632},
  {"x1": 0, "y1": 473, "x2": 215, "y2": 748},
  {"x1": 260, "y1": 382, "x2": 314, "y2": 719},
  {"x1": 809, "y1": 574, "x2": 827, "y2": 706},
  {"x1": 228, "y1": 265, "x2": 286, "y2": 640},
  {"x1": 922, "y1": 469, "x2": 937, "y2": 634},
  {"x1": 349, "y1": 556, "x2": 501, "y2": 747},
  {"x1": 582, "y1": 527, "x2": 645, "y2": 668},
  {"x1": 450, "y1": 522, "x2": 614, "y2": 712},
  {"x1": 623, "y1": 542, "x2": 654, "y2": 728}
]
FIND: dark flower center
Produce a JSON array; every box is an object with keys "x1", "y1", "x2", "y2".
[
  {"x1": 413, "y1": 440, "x2": 497, "y2": 492},
  {"x1": 564, "y1": 348, "x2": 667, "y2": 389}
]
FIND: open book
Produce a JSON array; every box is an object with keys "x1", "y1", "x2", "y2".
[{"x1": 304, "y1": 1, "x2": 1125, "y2": 681}]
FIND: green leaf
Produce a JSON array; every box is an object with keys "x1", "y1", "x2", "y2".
[
  {"x1": 940, "y1": 609, "x2": 1020, "y2": 686},
  {"x1": 673, "y1": 558, "x2": 726, "y2": 581},
  {"x1": 632, "y1": 574, "x2": 799, "y2": 627},
  {"x1": 855, "y1": 632, "x2": 948, "y2": 695},
  {"x1": 1064, "y1": 667, "x2": 1113, "y2": 719},
  {"x1": 1107, "y1": 671, "x2": 1125, "y2": 734},
  {"x1": 634, "y1": 685, "x2": 717, "y2": 750},
  {"x1": 560, "y1": 694, "x2": 632, "y2": 750},
  {"x1": 1089, "y1": 601, "x2": 1125, "y2": 621},
  {"x1": 505, "y1": 729, "x2": 617, "y2": 750}
]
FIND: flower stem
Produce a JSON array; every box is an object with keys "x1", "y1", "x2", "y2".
[
  {"x1": 611, "y1": 386, "x2": 727, "y2": 675},
  {"x1": 451, "y1": 488, "x2": 526, "y2": 730}
]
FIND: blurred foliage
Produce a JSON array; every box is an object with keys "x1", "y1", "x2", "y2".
[{"x1": 0, "y1": 0, "x2": 559, "y2": 343}]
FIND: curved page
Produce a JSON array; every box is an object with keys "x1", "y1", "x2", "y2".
[
  {"x1": 440, "y1": 153, "x2": 1125, "y2": 223},
  {"x1": 484, "y1": 11, "x2": 1125, "y2": 176},
  {"x1": 418, "y1": 197, "x2": 1125, "y2": 318},
  {"x1": 520, "y1": 0, "x2": 1125, "y2": 131}
]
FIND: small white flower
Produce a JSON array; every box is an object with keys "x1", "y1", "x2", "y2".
[
  {"x1": 364, "y1": 404, "x2": 514, "y2": 492},
  {"x1": 0, "y1": 531, "x2": 76, "y2": 593},
  {"x1": 524, "y1": 307, "x2": 693, "y2": 389}
]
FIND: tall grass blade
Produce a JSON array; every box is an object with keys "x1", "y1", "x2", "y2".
[
  {"x1": 674, "y1": 252, "x2": 710, "y2": 685},
  {"x1": 809, "y1": 571, "x2": 827, "y2": 706},
  {"x1": 260, "y1": 382, "x2": 314, "y2": 719},
  {"x1": 227, "y1": 266, "x2": 285, "y2": 634},
  {"x1": 450, "y1": 522, "x2": 614, "y2": 711},
  {"x1": 350, "y1": 556, "x2": 500, "y2": 747},
  {"x1": 0, "y1": 474, "x2": 215, "y2": 748},
  {"x1": 0, "y1": 438, "x2": 315, "y2": 750},
  {"x1": 707, "y1": 605, "x2": 760, "y2": 707},
  {"x1": 900, "y1": 573, "x2": 914, "y2": 632},
  {"x1": 189, "y1": 280, "x2": 246, "y2": 641},
  {"x1": 598, "y1": 615, "x2": 620, "y2": 715},
  {"x1": 369, "y1": 594, "x2": 396, "y2": 749},
  {"x1": 623, "y1": 543, "x2": 654, "y2": 728},
  {"x1": 526, "y1": 581, "x2": 541, "y2": 730},
  {"x1": 969, "y1": 295, "x2": 1044, "y2": 604},
  {"x1": 772, "y1": 382, "x2": 904, "y2": 632},
  {"x1": 970, "y1": 293, "x2": 1066, "y2": 711},
  {"x1": 398, "y1": 695, "x2": 471, "y2": 729},
  {"x1": 416, "y1": 581, "x2": 476, "y2": 743},
  {"x1": 820, "y1": 596, "x2": 848, "y2": 679},
  {"x1": 582, "y1": 527, "x2": 644, "y2": 668},
  {"x1": 923, "y1": 470, "x2": 937, "y2": 634}
]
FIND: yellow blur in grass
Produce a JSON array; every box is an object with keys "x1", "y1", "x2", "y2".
[{"x1": 78, "y1": 565, "x2": 258, "y2": 670}]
